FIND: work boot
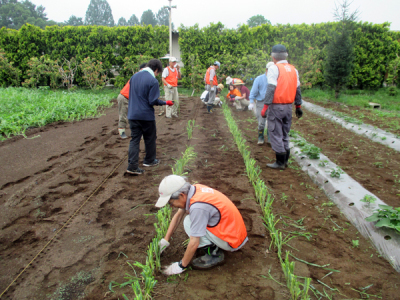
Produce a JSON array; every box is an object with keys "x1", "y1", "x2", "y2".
[
  {"x1": 192, "y1": 245, "x2": 224, "y2": 269},
  {"x1": 267, "y1": 152, "x2": 286, "y2": 170},
  {"x1": 118, "y1": 128, "x2": 128, "y2": 139},
  {"x1": 285, "y1": 149, "x2": 290, "y2": 168},
  {"x1": 207, "y1": 105, "x2": 213, "y2": 114},
  {"x1": 257, "y1": 130, "x2": 264, "y2": 145}
]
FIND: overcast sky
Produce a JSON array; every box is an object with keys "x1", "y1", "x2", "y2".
[{"x1": 30, "y1": 0, "x2": 400, "y2": 31}]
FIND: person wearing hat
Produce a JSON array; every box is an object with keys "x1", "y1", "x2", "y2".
[
  {"x1": 201, "y1": 83, "x2": 224, "y2": 107},
  {"x1": 261, "y1": 44, "x2": 303, "y2": 169},
  {"x1": 204, "y1": 61, "x2": 221, "y2": 113},
  {"x1": 161, "y1": 57, "x2": 181, "y2": 118},
  {"x1": 156, "y1": 175, "x2": 248, "y2": 275},
  {"x1": 232, "y1": 79, "x2": 250, "y2": 111},
  {"x1": 249, "y1": 62, "x2": 275, "y2": 145}
]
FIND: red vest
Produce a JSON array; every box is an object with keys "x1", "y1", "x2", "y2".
[
  {"x1": 190, "y1": 184, "x2": 248, "y2": 249},
  {"x1": 205, "y1": 66, "x2": 218, "y2": 86},
  {"x1": 164, "y1": 67, "x2": 178, "y2": 87},
  {"x1": 273, "y1": 63, "x2": 297, "y2": 104},
  {"x1": 120, "y1": 81, "x2": 130, "y2": 99}
]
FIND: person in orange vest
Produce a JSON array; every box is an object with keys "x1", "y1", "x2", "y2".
[
  {"x1": 161, "y1": 57, "x2": 181, "y2": 118},
  {"x1": 117, "y1": 63, "x2": 147, "y2": 139},
  {"x1": 204, "y1": 61, "x2": 221, "y2": 113},
  {"x1": 261, "y1": 44, "x2": 303, "y2": 169},
  {"x1": 156, "y1": 175, "x2": 248, "y2": 275}
]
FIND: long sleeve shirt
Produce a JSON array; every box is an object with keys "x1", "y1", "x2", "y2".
[{"x1": 249, "y1": 73, "x2": 268, "y2": 103}]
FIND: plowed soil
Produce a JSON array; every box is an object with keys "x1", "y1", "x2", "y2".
[{"x1": 1, "y1": 96, "x2": 400, "y2": 300}]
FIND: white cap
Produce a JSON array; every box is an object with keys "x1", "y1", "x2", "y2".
[
  {"x1": 169, "y1": 57, "x2": 177, "y2": 62},
  {"x1": 266, "y1": 62, "x2": 274, "y2": 69},
  {"x1": 155, "y1": 175, "x2": 186, "y2": 208},
  {"x1": 226, "y1": 76, "x2": 232, "y2": 85}
]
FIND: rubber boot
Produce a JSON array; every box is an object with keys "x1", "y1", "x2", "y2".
[
  {"x1": 257, "y1": 130, "x2": 264, "y2": 145},
  {"x1": 285, "y1": 149, "x2": 290, "y2": 168},
  {"x1": 207, "y1": 104, "x2": 213, "y2": 114},
  {"x1": 267, "y1": 152, "x2": 286, "y2": 170},
  {"x1": 118, "y1": 128, "x2": 128, "y2": 139},
  {"x1": 192, "y1": 245, "x2": 224, "y2": 269}
]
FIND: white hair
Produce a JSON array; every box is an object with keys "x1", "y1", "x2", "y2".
[{"x1": 170, "y1": 182, "x2": 191, "y2": 199}]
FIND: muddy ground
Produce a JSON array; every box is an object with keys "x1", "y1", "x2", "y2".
[{"x1": 1, "y1": 96, "x2": 400, "y2": 300}]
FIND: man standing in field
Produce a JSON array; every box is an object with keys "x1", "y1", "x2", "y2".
[
  {"x1": 126, "y1": 59, "x2": 174, "y2": 175},
  {"x1": 162, "y1": 57, "x2": 181, "y2": 118},
  {"x1": 261, "y1": 45, "x2": 303, "y2": 169},
  {"x1": 117, "y1": 63, "x2": 147, "y2": 139},
  {"x1": 204, "y1": 61, "x2": 221, "y2": 114},
  {"x1": 156, "y1": 175, "x2": 248, "y2": 275},
  {"x1": 249, "y1": 62, "x2": 275, "y2": 145}
]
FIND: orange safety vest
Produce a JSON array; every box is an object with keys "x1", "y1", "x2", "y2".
[
  {"x1": 273, "y1": 63, "x2": 298, "y2": 104},
  {"x1": 189, "y1": 184, "x2": 248, "y2": 249},
  {"x1": 205, "y1": 66, "x2": 218, "y2": 86},
  {"x1": 164, "y1": 67, "x2": 179, "y2": 87},
  {"x1": 120, "y1": 81, "x2": 130, "y2": 99}
]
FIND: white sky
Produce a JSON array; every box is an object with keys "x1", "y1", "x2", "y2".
[{"x1": 30, "y1": 0, "x2": 400, "y2": 31}]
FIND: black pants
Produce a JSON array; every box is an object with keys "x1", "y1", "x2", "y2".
[{"x1": 128, "y1": 120, "x2": 157, "y2": 170}]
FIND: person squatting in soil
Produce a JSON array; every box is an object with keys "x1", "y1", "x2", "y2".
[
  {"x1": 249, "y1": 62, "x2": 275, "y2": 145},
  {"x1": 117, "y1": 63, "x2": 147, "y2": 139},
  {"x1": 161, "y1": 57, "x2": 181, "y2": 118},
  {"x1": 232, "y1": 79, "x2": 250, "y2": 111},
  {"x1": 200, "y1": 83, "x2": 224, "y2": 107},
  {"x1": 126, "y1": 59, "x2": 174, "y2": 175},
  {"x1": 204, "y1": 61, "x2": 221, "y2": 113},
  {"x1": 261, "y1": 44, "x2": 303, "y2": 170},
  {"x1": 226, "y1": 84, "x2": 242, "y2": 107},
  {"x1": 156, "y1": 175, "x2": 248, "y2": 275}
]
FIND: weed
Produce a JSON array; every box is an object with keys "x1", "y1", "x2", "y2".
[
  {"x1": 318, "y1": 160, "x2": 329, "y2": 167},
  {"x1": 330, "y1": 167, "x2": 344, "y2": 178},
  {"x1": 352, "y1": 240, "x2": 359, "y2": 248},
  {"x1": 360, "y1": 195, "x2": 377, "y2": 204},
  {"x1": 322, "y1": 201, "x2": 335, "y2": 207}
]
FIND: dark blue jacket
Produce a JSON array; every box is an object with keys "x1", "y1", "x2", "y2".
[{"x1": 127, "y1": 71, "x2": 166, "y2": 121}]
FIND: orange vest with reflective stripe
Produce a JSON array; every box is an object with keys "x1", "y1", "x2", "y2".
[
  {"x1": 273, "y1": 63, "x2": 297, "y2": 104},
  {"x1": 189, "y1": 184, "x2": 248, "y2": 249},
  {"x1": 120, "y1": 81, "x2": 130, "y2": 99},
  {"x1": 205, "y1": 66, "x2": 218, "y2": 86},
  {"x1": 164, "y1": 67, "x2": 178, "y2": 87}
]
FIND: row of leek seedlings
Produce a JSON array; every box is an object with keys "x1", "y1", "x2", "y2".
[
  {"x1": 222, "y1": 101, "x2": 311, "y2": 300},
  {"x1": 186, "y1": 119, "x2": 195, "y2": 140},
  {"x1": 111, "y1": 145, "x2": 197, "y2": 300}
]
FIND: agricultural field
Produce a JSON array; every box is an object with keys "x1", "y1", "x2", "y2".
[{"x1": 0, "y1": 92, "x2": 400, "y2": 300}]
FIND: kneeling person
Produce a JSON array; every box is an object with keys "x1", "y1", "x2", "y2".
[{"x1": 156, "y1": 175, "x2": 248, "y2": 275}]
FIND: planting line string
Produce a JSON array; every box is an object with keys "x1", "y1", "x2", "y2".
[{"x1": 0, "y1": 153, "x2": 128, "y2": 298}]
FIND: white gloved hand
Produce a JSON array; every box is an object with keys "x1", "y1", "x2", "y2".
[
  {"x1": 210, "y1": 86, "x2": 216, "y2": 92},
  {"x1": 248, "y1": 103, "x2": 254, "y2": 111},
  {"x1": 159, "y1": 238, "x2": 170, "y2": 254},
  {"x1": 235, "y1": 96, "x2": 241, "y2": 101},
  {"x1": 167, "y1": 84, "x2": 172, "y2": 89},
  {"x1": 163, "y1": 262, "x2": 186, "y2": 276}
]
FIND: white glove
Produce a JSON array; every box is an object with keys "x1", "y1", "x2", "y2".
[
  {"x1": 159, "y1": 238, "x2": 170, "y2": 254},
  {"x1": 163, "y1": 262, "x2": 186, "y2": 276},
  {"x1": 235, "y1": 96, "x2": 241, "y2": 101},
  {"x1": 167, "y1": 84, "x2": 172, "y2": 89},
  {"x1": 248, "y1": 103, "x2": 254, "y2": 110},
  {"x1": 210, "y1": 86, "x2": 216, "y2": 92}
]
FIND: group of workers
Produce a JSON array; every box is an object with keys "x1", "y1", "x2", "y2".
[{"x1": 116, "y1": 44, "x2": 303, "y2": 275}]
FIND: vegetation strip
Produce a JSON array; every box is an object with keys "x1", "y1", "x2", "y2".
[
  {"x1": 302, "y1": 100, "x2": 400, "y2": 152},
  {"x1": 289, "y1": 130, "x2": 400, "y2": 272},
  {"x1": 222, "y1": 102, "x2": 312, "y2": 299}
]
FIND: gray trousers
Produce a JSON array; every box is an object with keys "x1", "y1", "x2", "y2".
[
  {"x1": 183, "y1": 215, "x2": 233, "y2": 251},
  {"x1": 205, "y1": 85, "x2": 216, "y2": 104},
  {"x1": 267, "y1": 104, "x2": 292, "y2": 153},
  {"x1": 117, "y1": 93, "x2": 128, "y2": 129},
  {"x1": 164, "y1": 86, "x2": 179, "y2": 117},
  {"x1": 255, "y1": 101, "x2": 267, "y2": 131}
]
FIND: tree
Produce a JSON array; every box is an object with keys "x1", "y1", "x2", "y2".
[
  {"x1": 84, "y1": 0, "x2": 114, "y2": 26},
  {"x1": 156, "y1": 7, "x2": 168, "y2": 26},
  {"x1": 117, "y1": 17, "x2": 127, "y2": 26},
  {"x1": 247, "y1": 15, "x2": 271, "y2": 28},
  {"x1": 65, "y1": 15, "x2": 84, "y2": 26},
  {"x1": 324, "y1": 0, "x2": 358, "y2": 98},
  {"x1": 127, "y1": 14, "x2": 138, "y2": 25},
  {"x1": 140, "y1": 9, "x2": 157, "y2": 26}
]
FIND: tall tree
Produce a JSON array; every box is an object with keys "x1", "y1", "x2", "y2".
[
  {"x1": 127, "y1": 14, "x2": 138, "y2": 25},
  {"x1": 324, "y1": 0, "x2": 359, "y2": 98},
  {"x1": 65, "y1": 15, "x2": 84, "y2": 26},
  {"x1": 156, "y1": 7, "x2": 168, "y2": 26},
  {"x1": 117, "y1": 17, "x2": 127, "y2": 26},
  {"x1": 84, "y1": 0, "x2": 114, "y2": 26},
  {"x1": 247, "y1": 15, "x2": 271, "y2": 27},
  {"x1": 140, "y1": 9, "x2": 157, "y2": 26},
  {"x1": 0, "y1": 0, "x2": 50, "y2": 29}
]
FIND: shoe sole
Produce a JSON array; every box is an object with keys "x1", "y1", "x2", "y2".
[
  {"x1": 125, "y1": 170, "x2": 144, "y2": 175},
  {"x1": 192, "y1": 256, "x2": 225, "y2": 270},
  {"x1": 143, "y1": 162, "x2": 160, "y2": 167}
]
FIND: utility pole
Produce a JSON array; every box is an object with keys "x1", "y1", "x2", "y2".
[{"x1": 164, "y1": 0, "x2": 177, "y2": 57}]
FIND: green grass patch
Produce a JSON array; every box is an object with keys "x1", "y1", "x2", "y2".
[{"x1": 0, "y1": 87, "x2": 117, "y2": 140}]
